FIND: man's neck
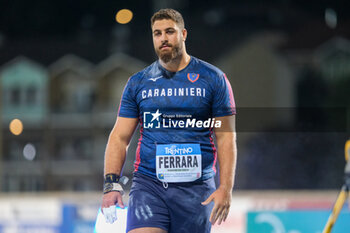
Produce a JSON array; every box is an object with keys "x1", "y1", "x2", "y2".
[{"x1": 159, "y1": 52, "x2": 191, "y2": 72}]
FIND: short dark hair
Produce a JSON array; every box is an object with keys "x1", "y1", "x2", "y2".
[{"x1": 151, "y1": 8, "x2": 185, "y2": 29}]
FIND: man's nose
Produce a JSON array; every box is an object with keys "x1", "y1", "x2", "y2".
[{"x1": 160, "y1": 33, "x2": 168, "y2": 42}]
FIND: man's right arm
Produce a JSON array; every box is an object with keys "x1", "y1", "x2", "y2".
[{"x1": 102, "y1": 116, "x2": 138, "y2": 209}]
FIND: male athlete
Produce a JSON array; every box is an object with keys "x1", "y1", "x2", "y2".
[{"x1": 101, "y1": 8, "x2": 237, "y2": 233}]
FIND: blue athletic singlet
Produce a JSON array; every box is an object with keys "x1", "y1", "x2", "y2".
[{"x1": 118, "y1": 56, "x2": 236, "y2": 180}]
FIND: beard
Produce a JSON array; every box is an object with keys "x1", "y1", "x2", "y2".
[{"x1": 155, "y1": 42, "x2": 183, "y2": 63}]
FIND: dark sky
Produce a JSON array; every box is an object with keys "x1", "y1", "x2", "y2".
[
  {"x1": 0, "y1": 0, "x2": 149, "y2": 36},
  {"x1": 0, "y1": 0, "x2": 349, "y2": 64},
  {"x1": 1, "y1": 0, "x2": 349, "y2": 36}
]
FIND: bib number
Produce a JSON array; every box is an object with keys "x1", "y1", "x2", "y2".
[{"x1": 156, "y1": 144, "x2": 202, "y2": 182}]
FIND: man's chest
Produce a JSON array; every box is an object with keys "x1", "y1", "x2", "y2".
[{"x1": 136, "y1": 74, "x2": 213, "y2": 112}]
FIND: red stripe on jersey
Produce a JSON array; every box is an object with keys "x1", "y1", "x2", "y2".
[
  {"x1": 134, "y1": 118, "x2": 143, "y2": 172},
  {"x1": 117, "y1": 98, "x2": 123, "y2": 116},
  {"x1": 209, "y1": 128, "x2": 217, "y2": 173},
  {"x1": 223, "y1": 74, "x2": 236, "y2": 115}
]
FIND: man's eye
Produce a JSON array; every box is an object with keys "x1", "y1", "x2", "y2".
[{"x1": 166, "y1": 30, "x2": 175, "y2": 34}]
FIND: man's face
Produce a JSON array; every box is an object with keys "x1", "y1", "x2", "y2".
[{"x1": 152, "y1": 19, "x2": 186, "y2": 63}]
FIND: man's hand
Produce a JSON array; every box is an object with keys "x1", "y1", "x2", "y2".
[
  {"x1": 101, "y1": 191, "x2": 125, "y2": 224},
  {"x1": 201, "y1": 186, "x2": 232, "y2": 225}
]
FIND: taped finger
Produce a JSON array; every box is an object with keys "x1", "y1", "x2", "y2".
[
  {"x1": 102, "y1": 207, "x2": 111, "y2": 223},
  {"x1": 108, "y1": 205, "x2": 117, "y2": 223},
  {"x1": 111, "y1": 205, "x2": 118, "y2": 222}
]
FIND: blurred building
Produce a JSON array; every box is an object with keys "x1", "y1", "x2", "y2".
[
  {"x1": 217, "y1": 31, "x2": 295, "y2": 131},
  {"x1": 236, "y1": 29, "x2": 350, "y2": 189},
  {"x1": 315, "y1": 37, "x2": 350, "y2": 80},
  {"x1": 0, "y1": 56, "x2": 49, "y2": 191},
  {"x1": 0, "y1": 53, "x2": 146, "y2": 192},
  {"x1": 48, "y1": 54, "x2": 95, "y2": 191}
]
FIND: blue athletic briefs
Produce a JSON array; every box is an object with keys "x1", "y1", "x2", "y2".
[
  {"x1": 126, "y1": 172, "x2": 216, "y2": 233},
  {"x1": 118, "y1": 56, "x2": 236, "y2": 180}
]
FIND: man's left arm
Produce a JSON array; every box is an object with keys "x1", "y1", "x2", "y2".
[{"x1": 202, "y1": 114, "x2": 237, "y2": 225}]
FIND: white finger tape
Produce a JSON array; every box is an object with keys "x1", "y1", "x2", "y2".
[{"x1": 103, "y1": 205, "x2": 118, "y2": 224}]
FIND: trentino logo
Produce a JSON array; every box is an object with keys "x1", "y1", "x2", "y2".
[
  {"x1": 143, "y1": 109, "x2": 222, "y2": 129},
  {"x1": 165, "y1": 145, "x2": 193, "y2": 155}
]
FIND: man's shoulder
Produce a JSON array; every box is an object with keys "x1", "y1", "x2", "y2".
[
  {"x1": 191, "y1": 56, "x2": 224, "y2": 78},
  {"x1": 129, "y1": 61, "x2": 159, "y2": 82}
]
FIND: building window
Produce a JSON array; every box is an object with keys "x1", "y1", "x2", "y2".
[
  {"x1": 10, "y1": 88, "x2": 21, "y2": 105},
  {"x1": 26, "y1": 86, "x2": 37, "y2": 105}
]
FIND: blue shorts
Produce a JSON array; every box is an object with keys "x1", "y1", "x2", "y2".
[{"x1": 126, "y1": 172, "x2": 216, "y2": 233}]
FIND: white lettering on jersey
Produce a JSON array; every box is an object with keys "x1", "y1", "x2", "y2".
[
  {"x1": 161, "y1": 89, "x2": 166, "y2": 96},
  {"x1": 141, "y1": 88, "x2": 206, "y2": 99},
  {"x1": 190, "y1": 88, "x2": 194, "y2": 96},
  {"x1": 178, "y1": 88, "x2": 184, "y2": 96},
  {"x1": 154, "y1": 89, "x2": 159, "y2": 97},
  {"x1": 196, "y1": 88, "x2": 201, "y2": 96}
]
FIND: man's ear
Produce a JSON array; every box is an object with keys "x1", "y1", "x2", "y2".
[{"x1": 182, "y1": 28, "x2": 187, "y2": 41}]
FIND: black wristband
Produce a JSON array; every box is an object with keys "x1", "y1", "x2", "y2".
[{"x1": 104, "y1": 173, "x2": 120, "y2": 184}]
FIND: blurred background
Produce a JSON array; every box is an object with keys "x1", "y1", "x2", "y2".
[{"x1": 0, "y1": 0, "x2": 349, "y2": 232}]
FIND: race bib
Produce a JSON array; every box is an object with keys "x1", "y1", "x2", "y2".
[{"x1": 156, "y1": 144, "x2": 202, "y2": 183}]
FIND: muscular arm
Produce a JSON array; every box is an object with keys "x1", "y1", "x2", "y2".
[
  {"x1": 202, "y1": 114, "x2": 237, "y2": 225},
  {"x1": 215, "y1": 115, "x2": 237, "y2": 192},
  {"x1": 104, "y1": 117, "x2": 139, "y2": 176},
  {"x1": 102, "y1": 116, "x2": 138, "y2": 210}
]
